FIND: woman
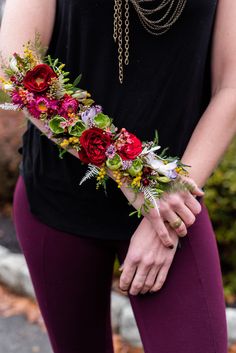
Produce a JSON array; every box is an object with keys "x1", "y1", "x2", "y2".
[{"x1": 0, "y1": 0, "x2": 234, "y2": 352}]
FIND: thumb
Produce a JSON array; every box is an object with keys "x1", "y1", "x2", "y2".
[
  {"x1": 181, "y1": 176, "x2": 204, "y2": 197},
  {"x1": 191, "y1": 184, "x2": 204, "y2": 197}
]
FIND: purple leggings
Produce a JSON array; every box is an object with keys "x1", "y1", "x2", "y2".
[{"x1": 13, "y1": 175, "x2": 227, "y2": 353}]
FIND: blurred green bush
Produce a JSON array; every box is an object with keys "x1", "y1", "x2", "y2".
[{"x1": 205, "y1": 138, "x2": 236, "y2": 297}]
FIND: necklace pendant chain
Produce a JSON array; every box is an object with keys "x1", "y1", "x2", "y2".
[{"x1": 113, "y1": 0, "x2": 187, "y2": 84}]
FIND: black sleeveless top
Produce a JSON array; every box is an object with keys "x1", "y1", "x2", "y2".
[{"x1": 19, "y1": 0, "x2": 218, "y2": 240}]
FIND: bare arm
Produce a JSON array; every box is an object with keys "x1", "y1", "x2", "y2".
[
  {"x1": 0, "y1": 0, "x2": 56, "y2": 75},
  {"x1": 181, "y1": 0, "x2": 236, "y2": 186}
]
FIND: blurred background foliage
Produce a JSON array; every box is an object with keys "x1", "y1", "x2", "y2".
[
  {"x1": 0, "y1": 89, "x2": 236, "y2": 297},
  {"x1": 205, "y1": 138, "x2": 236, "y2": 298}
]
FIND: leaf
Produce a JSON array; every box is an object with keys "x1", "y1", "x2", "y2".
[
  {"x1": 154, "y1": 130, "x2": 159, "y2": 145},
  {"x1": 82, "y1": 98, "x2": 95, "y2": 106},
  {"x1": 73, "y1": 73, "x2": 82, "y2": 87}
]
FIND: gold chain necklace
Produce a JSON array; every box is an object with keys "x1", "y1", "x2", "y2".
[{"x1": 113, "y1": 0, "x2": 187, "y2": 84}]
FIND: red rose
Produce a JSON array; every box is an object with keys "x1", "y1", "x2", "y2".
[
  {"x1": 23, "y1": 64, "x2": 57, "y2": 93},
  {"x1": 118, "y1": 132, "x2": 142, "y2": 160},
  {"x1": 78, "y1": 127, "x2": 112, "y2": 166}
]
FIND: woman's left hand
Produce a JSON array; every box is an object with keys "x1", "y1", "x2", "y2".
[{"x1": 119, "y1": 217, "x2": 179, "y2": 295}]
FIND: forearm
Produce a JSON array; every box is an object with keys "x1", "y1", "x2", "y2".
[
  {"x1": 181, "y1": 88, "x2": 236, "y2": 188},
  {"x1": 0, "y1": 0, "x2": 55, "y2": 76}
]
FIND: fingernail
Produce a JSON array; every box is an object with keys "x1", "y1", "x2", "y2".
[
  {"x1": 119, "y1": 265, "x2": 124, "y2": 271},
  {"x1": 168, "y1": 244, "x2": 174, "y2": 249}
]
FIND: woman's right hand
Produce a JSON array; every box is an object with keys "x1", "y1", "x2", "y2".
[{"x1": 118, "y1": 175, "x2": 204, "y2": 248}]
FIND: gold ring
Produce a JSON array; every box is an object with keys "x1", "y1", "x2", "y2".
[{"x1": 170, "y1": 218, "x2": 182, "y2": 229}]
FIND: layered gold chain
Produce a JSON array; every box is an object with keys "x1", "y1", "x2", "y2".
[{"x1": 113, "y1": 0, "x2": 187, "y2": 84}]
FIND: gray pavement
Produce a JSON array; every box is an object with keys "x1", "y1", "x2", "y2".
[{"x1": 0, "y1": 315, "x2": 53, "y2": 353}]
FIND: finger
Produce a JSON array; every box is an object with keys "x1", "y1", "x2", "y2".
[
  {"x1": 149, "y1": 264, "x2": 170, "y2": 293},
  {"x1": 183, "y1": 177, "x2": 204, "y2": 197},
  {"x1": 119, "y1": 261, "x2": 137, "y2": 292},
  {"x1": 175, "y1": 205, "x2": 196, "y2": 229},
  {"x1": 140, "y1": 266, "x2": 160, "y2": 294},
  {"x1": 166, "y1": 213, "x2": 187, "y2": 237},
  {"x1": 168, "y1": 194, "x2": 196, "y2": 229},
  {"x1": 129, "y1": 263, "x2": 151, "y2": 296},
  {"x1": 146, "y1": 214, "x2": 174, "y2": 248},
  {"x1": 184, "y1": 192, "x2": 202, "y2": 215}
]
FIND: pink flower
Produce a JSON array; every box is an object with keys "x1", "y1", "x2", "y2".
[
  {"x1": 60, "y1": 95, "x2": 79, "y2": 118},
  {"x1": 27, "y1": 96, "x2": 50, "y2": 118},
  {"x1": 11, "y1": 90, "x2": 24, "y2": 107}
]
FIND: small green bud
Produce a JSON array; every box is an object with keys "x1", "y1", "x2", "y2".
[
  {"x1": 68, "y1": 120, "x2": 86, "y2": 137},
  {"x1": 128, "y1": 159, "x2": 143, "y2": 177},
  {"x1": 156, "y1": 176, "x2": 171, "y2": 183},
  {"x1": 106, "y1": 154, "x2": 122, "y2": 170},
  {"x1": 94, "y1": 113, "x2": 111, "y2": 129},
  {"x1": 49, "y1": 116, "x2": 66, "y2": 134}
]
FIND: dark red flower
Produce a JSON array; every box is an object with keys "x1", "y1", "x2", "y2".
[
  {"x1": 78, "y1": 127, "x2": 112, "y2": 166},
  {"x1": 23, "y1": 64, "x2": 57, "y2": 93},
  {"x1": 118, "y1": 132, "x2": 142, "y2": 160}
]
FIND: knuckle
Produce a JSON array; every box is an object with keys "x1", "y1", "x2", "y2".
[
  {"x1": 158, "y1": 230, "x2": 168, "y2": 240},
  {"x1": 176, "y1": 224, "x2": 187, "y2": 234},
  {"x1": 145, "y1": 280, "x2": 154, "y2": 288},
  {"x1": 120, "y1": 277, "x2": 130, "y2": 287},
  {"x1": 143, "y1": 255, "x2": 155, "y2": 267},
  {"x1": 164, "y1": 259, "x2": 172, "y2": 268},
  {"x1": 154, "y1": 279, "x2": 165, "y2": 290},
  {"x1": 168, "y1": 195, "x2": 181, "y2": 208},
  {"x1": 129, "y1": 254, "x2": 141, "y2": 264},
  {"x1": 185, "y1": 215, "x2": 196, "y2": 227},
  {"x1": 194, "y1": 203, "x2": 202, "y2": 214},
  {"x1": 132, "y1": 283, "x2": 143, "y2": 291},
  {"x1": 155, "y1": 261, "x2": 164, "y2": 268},
  {"x1": 149, "y1": 209, "x2": 159, "y2": 221},
  {"x1": 160, "y1": 202, "x2": 170, "y2": 214}
]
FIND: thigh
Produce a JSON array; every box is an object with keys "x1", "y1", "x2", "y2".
[
  {"x1": 116, "y1": 203, "x2": 228, "y2": 353},
  {"x1": 13, "y1": 175, "x2": 116, "y2": 353}
]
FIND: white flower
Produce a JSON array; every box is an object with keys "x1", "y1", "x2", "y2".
[
  {"x1": 145, "y1": 153, "x2": 178, "y2": 178},
  {"x1": 141, "y1": 145, "x2": 161, "y2": 155},
  {"x1": 9, "y1": 57, "x2": 19, "y2": 73},
  {"x1": 4, "y1": 83, "x2": 14, "y2": 91}
]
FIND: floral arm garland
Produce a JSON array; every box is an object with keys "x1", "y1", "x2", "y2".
[{"x1": 0, "y1": 38, "x2": 192, "y2": 217}]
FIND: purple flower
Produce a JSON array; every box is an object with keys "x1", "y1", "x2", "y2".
[
  {"x1": 105, "y1": 145, "x2": 116, "y2": 159},
  {"x1": 122, "y1": 160, "x2": 133, "y2": 170},
  {"x1": 81, "y1": 106, "x2": 102, "y2": 126}
]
